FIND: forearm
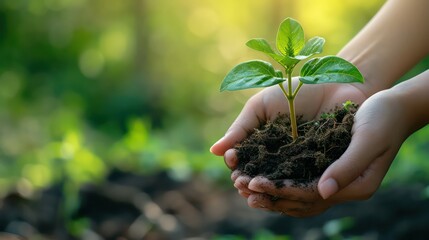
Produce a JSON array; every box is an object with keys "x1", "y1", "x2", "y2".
[
  {"x1": 392, "y1": 70, "x2": 429, "y2": 135},
  {"x1": 338, "y1": 0, "x2": 429, "y2": 96}
]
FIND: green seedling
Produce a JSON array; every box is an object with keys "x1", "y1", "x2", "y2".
[
  {"x1": 220, "y1": 18, "x2": 364, "y2": 140},
  {"x1": 342, "y1": 100, "x2": 356, "y2": 112},
  {"x1": 320, "y1": 112, "x2": 336, "y2": 120}
]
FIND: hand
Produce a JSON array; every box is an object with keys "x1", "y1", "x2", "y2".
[
  {"x1": 315, "y1": 73, "x2": 429, "y2": 206},
  {"x1": 210, "y1": 79, "x2": 368, "y2": 216},
  {"x1": 233, "y1": 88, "x2": 410, "y2": 217},
  {"x1": 210, "y1": 79, "x2": 368, "y2": 159}
]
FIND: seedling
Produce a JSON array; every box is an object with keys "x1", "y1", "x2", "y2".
[
  {"x1": 320, "y1": 112, "x2": 336, "y2": 120},
  {"x1": 220, "y1": 18, "x2": 364, "y2": 140},
  {"x1": 342, "y1": 100, "x2": 356, "y2": 112}
]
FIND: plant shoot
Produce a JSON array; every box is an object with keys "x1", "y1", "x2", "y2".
[{"x1": 220, "y1": 18, "x2": 364, "y2": 140}]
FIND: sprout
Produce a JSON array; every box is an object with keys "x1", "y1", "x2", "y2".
[{"x1": 221, "y1": 18, "x2": 364, "y2": 140}]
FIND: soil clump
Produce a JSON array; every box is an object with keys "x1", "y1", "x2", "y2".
[{"x1": 236, "y1": 106, "x2": 356, "y2": 186}]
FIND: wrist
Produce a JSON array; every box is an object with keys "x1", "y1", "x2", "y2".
[{"x1": 391, "y1": 70, "x2": 429, "y2": 134}]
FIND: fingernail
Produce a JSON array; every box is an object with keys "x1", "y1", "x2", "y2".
[{"x1": 319, "y1": 178, "x2": 338, "y2": 199}]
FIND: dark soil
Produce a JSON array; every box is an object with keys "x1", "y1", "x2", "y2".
[
  {"x1": 2, "y1": 170, "x2": 429, "y2": 240},
  {"x1": 236, "y1": 105, "x2": 356, "y2": 185}
]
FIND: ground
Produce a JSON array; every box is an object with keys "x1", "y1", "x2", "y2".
[{"x1": 1, "y1": 169, "x2": 429, "y2": 240}]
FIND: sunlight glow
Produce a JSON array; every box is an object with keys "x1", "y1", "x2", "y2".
[
  {"x1": 187, "y1": 7, "x2": 220, "y2": 38},
  {"x1": 100, "y1": 26, "x2": 131, "y2": 62},
  {"x1": 79, "y1": 49, "x2": 105, "y2": 78}
]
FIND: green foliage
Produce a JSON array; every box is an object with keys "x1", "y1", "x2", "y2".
[
  {"x1": 342, "y1": 100, "x2": 356, "y2": 112},
  {"x1": 246, "y1": 18, "x2": 325, "y2": 69},
  {"x1": 323, "y1": 217, "x2": 355, "y2": 240},
  {"x1": 220, "y1": 61, "x2": 284, "y2": 91},
  {"x1": 300, "y1": 56, "x2": 365, "y2": 84},
  {"x1": 222, "y1": 18, "x2": 363, "y2": 91},
  {"x1": 320, "y1": 112, "x2": 336, "y2": 120},
  {"x1": 277, "y1": 18, "x2": 305, "y2": 58},
  {"x1": 220, "y1": 17, "x2": 364, "y2": 139}
]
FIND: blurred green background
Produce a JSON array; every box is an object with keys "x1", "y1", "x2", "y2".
[{"x1": 0, "y1": 0, "x2": 429, "y2": 239}]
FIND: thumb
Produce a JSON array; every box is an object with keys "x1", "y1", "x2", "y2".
[
  {"x1": 210, "y1": 98, "x2": 265, "y2": 156},
  {"x1": 317, "y1": 126, "x2": 387, "y2": 199}
]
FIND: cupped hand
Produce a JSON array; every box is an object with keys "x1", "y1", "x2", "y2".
[
  {"x1": 210, "y1": 79, "x2": 368, "y2": 159},
  {"x1": 251, "y1": 88, "x2": 412, "y2": 217},
  {"x1": 212, "y1": 80, "x2": 416, "y2": 217},
  {"x1": 210, "y1": 79, "x2": 369, "y2": 216}
]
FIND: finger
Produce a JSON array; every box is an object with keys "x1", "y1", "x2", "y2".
[
  {"x1": 238, "y1": 189, "x2": 251, "y2": 198},
  {"x1": 231, "y1": 170, "x2": 242, "y2": 182},
  {"x1": 224, "y1": 149, "x2": 238, "y2": 170},
  {"x1": 247, "y1": 193, "x2": 270, "y2": 208},
  {"x1": 332, "y1": 147, "x2": 398, "y2": 201},
  {"x1": 248, "y1": 176, "x2": 320, "y2": 202},
  {"x1": 234, "y1": 175, "x2": 256, "y2": 198},
  {"x1": 210, "y1": 97, "x2": 265, "y2": 156},
  {"x1": 233, "y1": 175, "x2": 252, "y2": 193},
  {"x1": 318, "y1": 125, "x2": 388, "y2": 200},
  {"x1": 248, "y1": 193, "x2": 313, "y2": 210},
  {"x1": 247, "y1": 194, "x2": 327, "y2": 217}
]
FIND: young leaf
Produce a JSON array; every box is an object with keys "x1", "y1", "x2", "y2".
[
  {"x1": 246, "y1": 39, "x2": 298, "y2": 68},
  {"x1": 220, "y1": 60, "x2": 285, "y2": 91},
  {"x1": 246, "y1": 38, "x2": 275, "y2": 54},
  {"x1": 246, "y1": 39, "x2": 285, "y2": 64},
  {"x1": 275, "y1": 69, "x2": 283, "y2": 78},
  {"x1": 276, "y1": 18, "x2": 304, "y2": 58},
  {"x1": 273, "y1": 37, "x2": 324, "y2": 68},
  {"x1": 296, "y1": 37, "x2": 325, "y2": 60},
  {"x1": 299, "y1": 56, "x2": 364, "y2": 84},
  {"x1": 278, "y1": 55, "x2": 300, "y2": 68}
]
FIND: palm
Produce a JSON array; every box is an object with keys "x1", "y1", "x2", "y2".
[
  {"x1": 211, "y1": 79, "x2": 367, "y2": 159},
  {"x1": 210, "y1": 80, "x2": 368, "y2": 217},
  {"x1": 261, "y1": 80, "x2": 367, "y2": 123}
]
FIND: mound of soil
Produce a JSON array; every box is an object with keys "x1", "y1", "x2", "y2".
[{"x1": 236, "y1": 105, "x2": 356, "y2": 185}]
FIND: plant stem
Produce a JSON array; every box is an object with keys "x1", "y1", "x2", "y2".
[
  {"x1": 292, "y1": 82, "x2": 303, "y2": 98},
  {"x1": 279, "y1": 69, "x2": 298, "y2": 140},
  {"x1": 287, "y1": 96, "x2": 298, "y2": 140}
]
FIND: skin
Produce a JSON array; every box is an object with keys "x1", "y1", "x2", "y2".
[{"x1": 210, "y1": 0, "x2": 429, "y2": 217}]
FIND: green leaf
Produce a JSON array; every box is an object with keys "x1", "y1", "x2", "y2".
[
  {"x1": 299, "y1": 56, "x2": 365, "y2": 84},
  {"x1": 220, "y1": 60, "x2": 285, "y2": 91},
  {"x1": 275, "y1": 37, "x2": 324, "y2": 67},
  {"x1": 246, "y1": 21, "x2": 319, "y2": 69},
  {"x1": 296, "y1": 37, "x2": 325, "y2": 59},
  {"x1": 246, "y1": 39, "x2": 299, "y2": 68},
  {"x1": 276, "y1": 18, "x2": 304, "y2": 58},
  {"x1": 246, "y1": 38, "x2": 285, "y2": 64},
  {"x1": 272, "y1": 56, "x2": 296, "y2": 68},
  {"x1": 246, "y1": 38, "x2": 275, "y2": 54},
  {"x1": 275, "y1": 69, "x2": 283, "y2": 78}
]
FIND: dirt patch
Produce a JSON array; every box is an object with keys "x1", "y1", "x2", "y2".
[{"x1": 235, "y1": 105, "x2": 356, "y2": 185}]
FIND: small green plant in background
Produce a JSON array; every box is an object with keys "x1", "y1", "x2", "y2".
[{"x1": 220, "y1": 18, "x2": 364, "y2": 140}]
